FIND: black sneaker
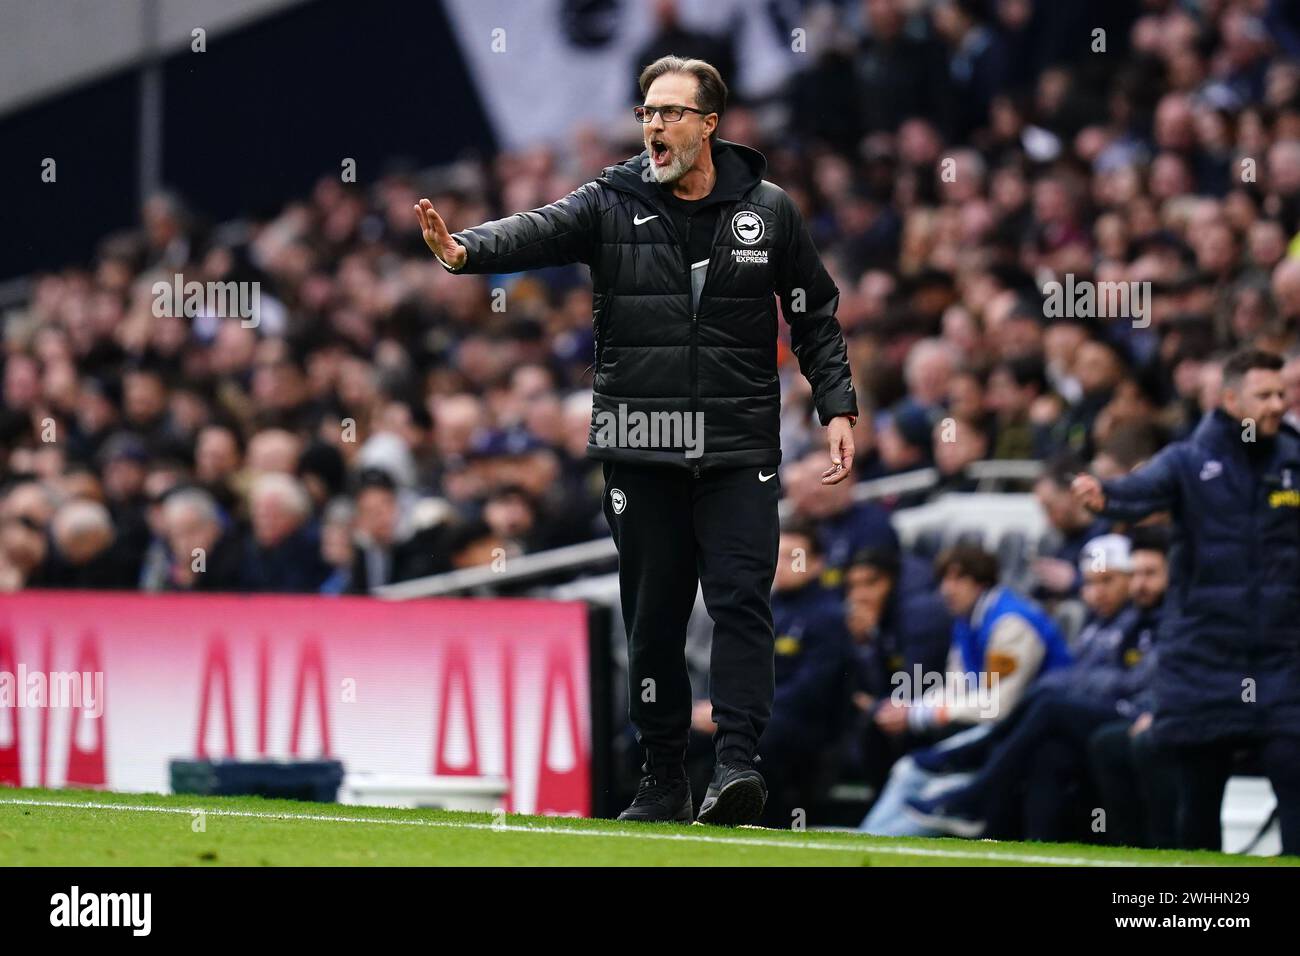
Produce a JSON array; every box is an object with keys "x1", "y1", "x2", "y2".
[
  {"x1": 696, "y1": 760, "x2": 767, "y2": 827},
  {"x1": 617, "y1": 771, "x2": 693, "y2": 823}
]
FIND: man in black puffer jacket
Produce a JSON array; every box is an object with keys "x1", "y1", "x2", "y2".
[
  {"x1": 415, "y1": 56, "x2": 858, "y2": 826},
  {"x1": 1073, "y1": 349, "x2": 1300, "y2": 854}
]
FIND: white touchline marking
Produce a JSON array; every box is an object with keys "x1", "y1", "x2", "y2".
[{"x1": 0, "y1": 798, "x2": 1183, "y2": 867}]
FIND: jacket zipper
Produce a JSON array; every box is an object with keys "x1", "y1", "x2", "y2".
[
  {"x1": 629, "y1": 193, "x2": 698, "y2": 476},
  {"x1": 688, "y1": 206, "x2": 734, "y2": 478},
  {"x1": 1245, "y1": 447, "x2": 1261, "y2": 676},
  {"x1": 592, "y1": 297, "x2": 602, "y2": 381},
  {"x1": 686, "y1": 216, "x2": 699, "y2": 477}
]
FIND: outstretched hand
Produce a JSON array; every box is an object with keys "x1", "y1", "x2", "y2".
[
  {"x1": 414, "y1": 198, "x2": 466, "y2": 270},
  {"x1": 1071, "y1": 473, "x2": 1105, "y2": 512}
]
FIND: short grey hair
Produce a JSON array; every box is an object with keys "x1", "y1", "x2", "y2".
[
  {"x1": 904, "y1": 338, "x2": 960, "y2": 388},
  {"x1": 52, "y1": 499, "x2": 113, "y2": 544},
  {"x1": 250, "y1": 472, "x2": 312, "y2": 518},
  {"x1": 162, "y1": 488, "x2": 220, "y2": 527}
]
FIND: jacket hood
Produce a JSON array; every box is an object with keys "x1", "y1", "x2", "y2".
[{"x1": 600, "y1": 137, "x2": 767, "y2": 206}]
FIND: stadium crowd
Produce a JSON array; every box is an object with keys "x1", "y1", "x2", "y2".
[{"x1": 4, "y1": 0, "x2": 1300, "y2": 848}]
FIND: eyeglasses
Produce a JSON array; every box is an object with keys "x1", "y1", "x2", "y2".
[{"x1": 633, "y1": 104, "x2": 707, "y2": 124}]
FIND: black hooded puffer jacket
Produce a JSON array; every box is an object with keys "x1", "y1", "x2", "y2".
[{"x1": 445, "y1": 138, "x2": 858, "y2": 471}]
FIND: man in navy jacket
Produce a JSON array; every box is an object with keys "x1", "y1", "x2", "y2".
[
  {"x1": 759, "y1": 522, "x2": 852, "y2": 826},
  {"x1": 1072, "y1": 348, "x2": 1300, "y2": 854}
]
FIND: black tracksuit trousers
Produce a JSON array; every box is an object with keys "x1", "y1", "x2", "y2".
[
  {"x1": 601, "y1": 460, "x2": 781, "y2": 772},
  {"x1": 1167, "y1": 735, "x2": 1300, "y2": 855}
]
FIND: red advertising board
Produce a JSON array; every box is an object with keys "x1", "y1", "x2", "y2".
[{"x1": 0, "y1": 593, "x2": 592, "y2": 815}]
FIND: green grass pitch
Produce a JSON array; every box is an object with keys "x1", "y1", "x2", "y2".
[{"x1": 0, "y1": 787, "x2": 1294, "y2": 867}]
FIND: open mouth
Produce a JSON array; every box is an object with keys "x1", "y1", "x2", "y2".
[{"x1": 650, "y1": 139, "x2": 670, "y2": 167}]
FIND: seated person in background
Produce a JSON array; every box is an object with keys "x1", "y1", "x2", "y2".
[
  {"x1": 349, "y1": 468, "x2": 448, "y2": 592},
  {"x1": 930, "y1": 414, "x2": 989, "y2": 495},
  {"x1": 1088, "y1": 528, "x2": 1180, "y2": 849},
  {"x1": 40, "y1": 498, "x2": 139, "y2": 591},
  {"x1": 753, "y1": 522, "x2": 852, "y2": 828},
  {"x1": 319, "y1": 497, "x2": 356, "y2": 595},
  {"x1": 860, "y1": 544, "x2": 1071, "y2": 835},
  {"x1": 857, "y1": 401, "x2": 936, "y2": 509},
  {"x1": 906, "y1": 533, "x2": 1161, "y2": 842},
  {"x1": 240, "y1": 473, "x2": 331, "y2": 593},
  {"x1": 784, "y1": 450, "x2": 900, "y2": 590},
  {"x1": 445, "y1": 518, "x2": 507, "y2": 571},
  {"x1": 160, "y1": 487, "x2": 244, "y2": 592},
  {"x1": 844, "y1": 547, "x2": 951, "y2": 792},
  {"x1": 0, "y1": 479, "x2": 55, "y2": 591},
  {"x1": 986, "y1": 356, "x2": 1049, "y2": 461}
]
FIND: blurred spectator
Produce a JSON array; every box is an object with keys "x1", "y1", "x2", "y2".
[
  {"x1": 246, "y1": 429, "x2": 302, "y2": 477},
  {"x1": 298, "y1": 441, "x2": 347, "y2": 511},
  {"x1": 43, "y1": 499, "x2": 136, "y2": 589},
  {"x1": 348, "y1": 468, "x2": 447, "y2": 593},
  {"x1": 481, "y1": 485, "x2": 540, "y2": 556},
  {"x1": 747, "y1": 523, "x2": 852, "y2": 828},
  {"x1": 194, "y1": 423, "x2": 244, "y2": 513},
  {"x1": 444, "y1": 518, "x2": 507, "y2": 571},
  {"x1": 867, "y1": 401, "x2": 935, "y2": 501},
  {"x1": 932, "y1": 0, "x2": 1011, "y2": 140},
  {"x1": 986, "y1": 356, "x2": 1049, "y2": 459},
  {"x1": 160, "y1": 487, "x2": 244, "y2": 592},
  {"x1": 931, "y1": 413, "x2": 989, "y2": 492},
  {"x1": 784, "y1": 450, "x2": 899, "y2": 584},
  {"x1": 1032, "y1": 456, "x2": 1109, "y2": 598},
  {"x1": 904, "y1": 339, "x2": 960, "y2": 413},
  {"x1": 861, "y1": 544, "x2": 1070, "y2": 835},
  {"x1": 1089, "y1": 527, "x2": 1180, "y2": 850},
  {"x1": 631, "y1": 0, "x2": 736, "y2": 110},
  {"x1": 319, "y1": 497, "x2": 356, "y2": 595},
  {"x1": 844, "y1": 546, "x2": 951, "y2": 792},
  {"x1": 0, "y1": 480, "x2": 55, "y2": 591},
  {"x1": 905, "y1": 533, "x2": 1162, "y2": 841},
  {"x1": 97, "y1": 432, "x2": 152, "y2": 584},
  {"x1": 241, "y1": 473, "x2": 329, "y2": 593}
]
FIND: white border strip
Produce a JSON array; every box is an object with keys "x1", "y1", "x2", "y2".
[{"x1": 0, "y1": 798, "x2": 1185, "y2": 867}]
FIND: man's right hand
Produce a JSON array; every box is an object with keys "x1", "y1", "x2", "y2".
[
  {"x1": 414, "y1": 198, "x2": 467, "y2": 270},
  {"x1": 1071, "y1": 473, "x2": 1105, "y2": 512}
]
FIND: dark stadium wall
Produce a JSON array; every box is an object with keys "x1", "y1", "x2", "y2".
[
  {"x1": 0, "y1": 73, "x2": 140, "y2": 286},
  {"x1": 0, "y1": 0, "x2": 496, "y2": 282}
]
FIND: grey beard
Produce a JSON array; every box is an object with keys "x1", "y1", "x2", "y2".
[{"x1": 649, "y1": 134, "x2": 703, "y2": 184}]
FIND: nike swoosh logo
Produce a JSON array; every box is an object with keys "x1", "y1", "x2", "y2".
[
  {"x1": 633, "y1": 214, "x2": 658, "y2": 225},
  {"x1": 759, "y1": 471, "x2": 775, "y2": 482}
]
